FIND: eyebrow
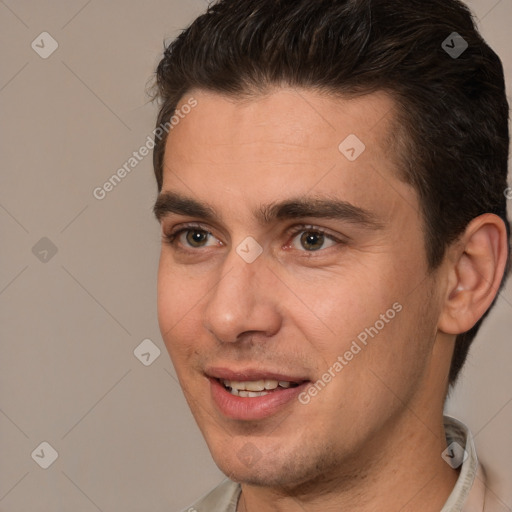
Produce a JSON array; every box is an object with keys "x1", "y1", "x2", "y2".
[{"x1": 153, "y1": 191, "x2": 384, "y2": 230}]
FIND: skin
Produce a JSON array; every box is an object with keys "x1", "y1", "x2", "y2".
[{"x1": 155, "y1": 87, "x2": 508, "y2": 511}]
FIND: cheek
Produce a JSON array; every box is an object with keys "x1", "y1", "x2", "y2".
[
  {"x1": 335, "y1": 286, "x2": 435, "y2": 409},
  {"x1": 288, "y1": 265, "x2": 400, "y2": 356},
  {"x1": 291, "y1": 261, "x2": 431, "y2": 394},
  {"x1": 157, "y1": 259, "x2": 202, "y2": 359}
]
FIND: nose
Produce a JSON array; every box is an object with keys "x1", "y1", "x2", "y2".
[{"x1": 202, "y1": 247, "x2": 282, "y2": 344}]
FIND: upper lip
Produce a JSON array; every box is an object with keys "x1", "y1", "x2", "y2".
[{"x1": 205, "y1": 366, "x2": 310, "y2": 383}]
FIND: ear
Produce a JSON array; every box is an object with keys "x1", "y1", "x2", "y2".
[{"x1": 438, "y1": 213, "x2": 509, "y2": 335}]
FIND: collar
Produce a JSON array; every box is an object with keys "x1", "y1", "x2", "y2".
[{"x1": 441, "y1": 415, "x2": 485, "y2": 512}]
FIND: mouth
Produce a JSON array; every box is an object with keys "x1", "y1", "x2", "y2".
[
  {"x1": 219, "y1": 378, "x2": 302, "y2": 397},
  {"x1": 205, "y1": 368, "x2": 310, "y2": 420}
]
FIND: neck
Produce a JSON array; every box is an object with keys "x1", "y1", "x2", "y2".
[{"x1": 236, "y1": 412, "x2": 459, "y2": 512}]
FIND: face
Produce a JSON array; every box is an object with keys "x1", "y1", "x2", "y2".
[{"x1": 156, "y1": 87, "x2": 446, "y2": 488}]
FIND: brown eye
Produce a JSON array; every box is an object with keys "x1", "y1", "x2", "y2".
[
  {"x1": 300, "y1": 231, "x2": 325, "y2": 251},
  {"x1": 185, "y1": 229, "x2": 210, "y2": 247},
  {"x1": 290, "y1": 229, "x2": 337, "y2": 252}
]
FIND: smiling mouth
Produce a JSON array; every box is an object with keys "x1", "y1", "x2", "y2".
[{"x1": 219, "y1": 378, "x2": 302, "y2": 397}]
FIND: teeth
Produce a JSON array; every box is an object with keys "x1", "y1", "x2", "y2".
[
  {"x1": 237, "y1": 390, "x2": 269, "y2": 397},
  {"x1": 264, "y1": 379, "x2": 279, "y2": 390},
  {"x1": 221, "y1": 379, "x2": 297, "y2": 395},
  {"x1": 243, "y1": 380, "x2": 266, "y2": 391}
]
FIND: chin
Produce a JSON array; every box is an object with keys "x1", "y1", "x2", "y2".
[
  {"x1": 210, "y1": 443, "x2": 336, "y2": 490},
  {"x1": 217, "y1": 462, "x2": 298, "y2": 487}
]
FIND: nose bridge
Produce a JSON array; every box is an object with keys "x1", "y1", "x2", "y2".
[{"x1": 203, "y1": 246, "x2": 281, "y2": 343}]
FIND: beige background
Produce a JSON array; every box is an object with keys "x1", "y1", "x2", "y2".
[{"x1": 0, "y1": 0, "x2": 510, "y2": 510}]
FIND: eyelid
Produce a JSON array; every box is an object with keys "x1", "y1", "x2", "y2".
[
  {"x1": 165, "y1": 221, "x2": 213, "y2": 236},
  {"x1": 285, "y1": 223, "x2": 344, "y2": 240}
]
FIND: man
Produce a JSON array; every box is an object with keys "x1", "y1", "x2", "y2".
[{"x1": 151, "y1": 0, "x2": 511, "y2": 510}]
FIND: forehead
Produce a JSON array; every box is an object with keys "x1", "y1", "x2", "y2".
[
  {"x1": 161, "y1": 87, "x2": 416, "y2": 228},
  {"x1": 166, "y1": 87, "x2": 397, "y2": 166}
]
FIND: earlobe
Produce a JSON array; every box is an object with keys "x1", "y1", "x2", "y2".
[{"x1": 438, "y1": 214, "x2": 509, "y2": 335}]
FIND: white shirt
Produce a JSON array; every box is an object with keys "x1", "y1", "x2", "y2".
[{"x1": 182, "y1": 416, "x2": 506, "y2": 512}]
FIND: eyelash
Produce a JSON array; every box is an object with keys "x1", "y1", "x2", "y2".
[{"x1": 162, "y1": 223, "x2": 345, "y2": 253}]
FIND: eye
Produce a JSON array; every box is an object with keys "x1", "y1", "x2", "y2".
[
  {"x1": 163, "y1": 225, "x2": 219, "y2": 249},
  {"x1": 288, "y1": 227, "x2": 340, "y2": 252},
  {"x1": 162, "y1": 223, "x2": 344, "y2": 253}
]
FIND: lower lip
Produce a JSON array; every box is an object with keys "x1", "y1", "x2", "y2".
[{"x1": 209, "y1": 378, "x2": 309, "y2": 421}]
